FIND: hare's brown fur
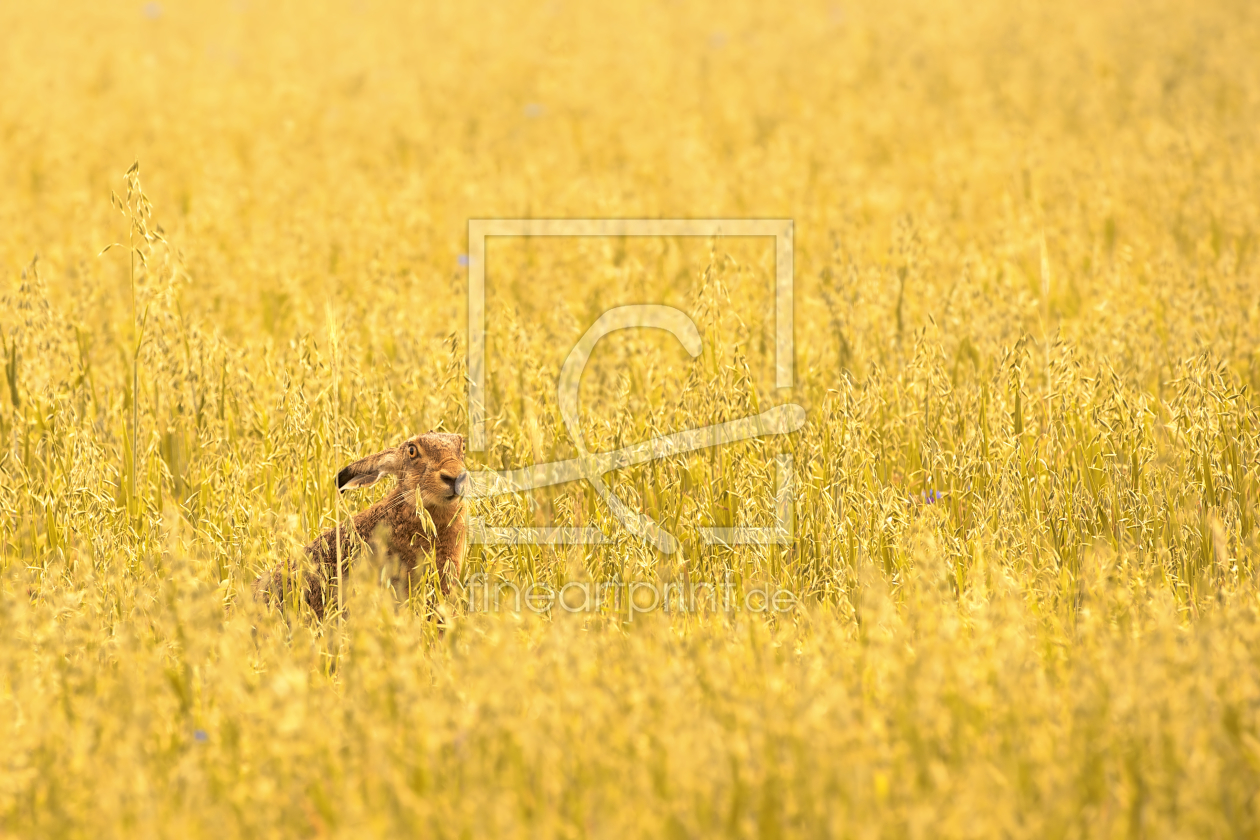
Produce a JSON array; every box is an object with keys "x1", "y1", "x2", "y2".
[{"x1": 256, "y1": 431, "x2": 469, "y2": 618}]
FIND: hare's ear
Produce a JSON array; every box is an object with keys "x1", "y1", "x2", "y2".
[
  {"x1": 337, "y1": 468, "x2": 383, "y2": 491},
  {"x1": 335, "y1": 449, "x2": 403, "y2": 492}
]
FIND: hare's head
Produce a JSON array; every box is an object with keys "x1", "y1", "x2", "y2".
[{"x1": 336, "y1": 431, "x2": 469, "y2": 515}]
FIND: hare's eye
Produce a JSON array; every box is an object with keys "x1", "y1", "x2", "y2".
[{"x1": 406, "y1": 443, "x2": 419, "y2": 459}]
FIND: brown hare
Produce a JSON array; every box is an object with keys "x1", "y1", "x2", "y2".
[{"x1": 256, "y1": 431, "x2": 470, "y2": 618}]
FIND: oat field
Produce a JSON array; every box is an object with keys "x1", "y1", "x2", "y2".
[{"x1": 3, "y1": 0, "x2": 1260, "y2": 836}]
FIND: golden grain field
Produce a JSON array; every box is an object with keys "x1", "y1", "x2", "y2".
[{"x1": 3, "y1": 0, "x2": 1260, "y2": 836}]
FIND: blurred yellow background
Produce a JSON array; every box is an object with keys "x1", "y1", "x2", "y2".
[{"x1": 2, "y1": 0, "x2": 1260, "y2": 835}]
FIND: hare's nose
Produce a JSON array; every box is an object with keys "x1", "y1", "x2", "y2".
[{"x1": 443, "y1": 470, "x2": 470, "y2": 498}]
